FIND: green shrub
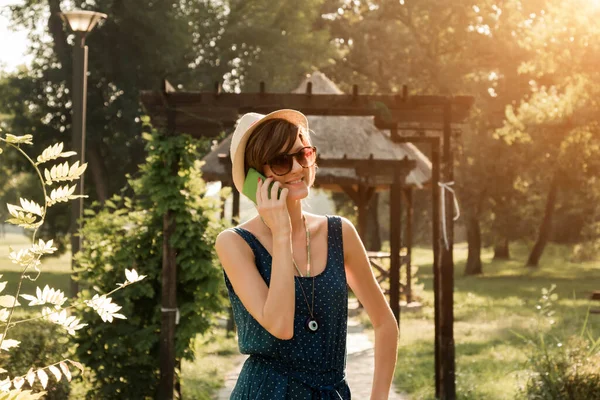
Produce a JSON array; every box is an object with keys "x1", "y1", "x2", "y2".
[
  {"x1": 521, "y1": 336, "x2": 600, "y2": 399},
  {"x1": 0, "y1": 320, "x2": 70, "y2": 399},
  {"x1": 73, "y1": 128, "x2": 228, "y2": 399},
  {"x1": 516, "y1": 285, "x2": 600, "y2": 399}
]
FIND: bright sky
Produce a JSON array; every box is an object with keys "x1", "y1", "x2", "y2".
[{"x1": 0, "y1": 0, "x2": 31, "y2": 72}]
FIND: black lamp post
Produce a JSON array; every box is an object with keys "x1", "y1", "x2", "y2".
[{"x1": 59, "y1": 10, "x2": 107, "y2": 296}]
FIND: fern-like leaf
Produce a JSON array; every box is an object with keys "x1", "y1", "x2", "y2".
[
  {"x1": 4, "y1": 134, "x2": 33, "y2": 145},
  {"x1": 43, "y1": 161, "x2": 87, "y2": 185},
  {"x1": 45, "y1": 185, "x2": 87, "y2": 207},
  {"x1": 36, "y1": 143, "x2": 76, "y2": 165}
]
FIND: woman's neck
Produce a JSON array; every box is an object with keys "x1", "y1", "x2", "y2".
[{"x1": 287, "y1": 199, "x2": 305, "y2": 235}]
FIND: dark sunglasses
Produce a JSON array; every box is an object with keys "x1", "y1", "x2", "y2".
[{"x1": 265, "y1": 146, "x2": 318, "y2": 176}]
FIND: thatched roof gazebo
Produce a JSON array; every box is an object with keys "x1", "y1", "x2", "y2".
[{"x1": 201, "y1": 72, "x2": 431, "y2": 244}]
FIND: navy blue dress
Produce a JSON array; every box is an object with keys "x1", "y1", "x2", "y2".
[{"x1": 222, "y1": 215, "x2": 351, "y2": 399}]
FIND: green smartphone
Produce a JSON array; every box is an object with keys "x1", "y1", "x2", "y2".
[{"x1": 242, "y1": 168, "x2": 282, "y2": 204}]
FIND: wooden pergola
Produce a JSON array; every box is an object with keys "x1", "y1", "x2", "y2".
[
  {"x1": 140, "y1": 79, "x2": 474, "y2": 400},
  {"x1": 201, "y1": 72, "x2": 434, "y2": 305}
]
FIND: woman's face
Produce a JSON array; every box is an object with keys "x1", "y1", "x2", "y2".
[{"x1": 263, "y1": 134, "x2": 313, "y2": 201}]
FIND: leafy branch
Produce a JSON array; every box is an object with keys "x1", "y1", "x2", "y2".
[{"x1": 0, "y1": 132, "x2": 146, "y2": 397}]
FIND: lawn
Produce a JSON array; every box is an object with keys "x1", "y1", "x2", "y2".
[
  {"x1": 380, "y1": 241, "x2": 600, "y2": 400},
  {"x1": 3, "y1": 231, "x2": 599, "y2": 399}
]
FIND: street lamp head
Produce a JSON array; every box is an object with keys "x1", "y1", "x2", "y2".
[{"x1": 60, "y1": 10, "x2": 107, "y2": 34}]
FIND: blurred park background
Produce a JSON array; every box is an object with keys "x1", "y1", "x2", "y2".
[{"x1": 1, "y1": 0, "x2": 599, "y2": 399}]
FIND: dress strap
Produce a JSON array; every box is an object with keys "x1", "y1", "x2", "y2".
[
  {"x1": 229, "y1": 227, "x2": 260, "y2": 254},
  {"x1": 326, "y1": 215, "x2": 345, "y2": 266}
]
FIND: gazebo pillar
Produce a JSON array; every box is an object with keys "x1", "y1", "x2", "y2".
[
  {"x1": 340, "y1": 184, "x2": 374, "y2": 242},
  {"x1": 389, "y1": 163, "x2": 404, "y2": 327},
  {"x1": 232, "y1": 189, "x2": 240, "y2": 224},
  {"x1": 404, "y1": 187, "x2": 414, "y2": 303}
]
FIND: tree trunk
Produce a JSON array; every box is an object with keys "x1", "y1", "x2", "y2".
[
  {"x1": 86, "y1": 146, "x2": 109, "y2": 204},
  {"x1": 367, "y1": 192, "x2": 381, "y2": 251},
  {"x1": 527, "y1": 173, "x2": 559, "y2": 267},
  {"x1": 493, "y1": 238, "x2": 510, "y2": 260},
  {"x1": 464, "y1": 215, "x2": 483, "y2": 276},
  {"x1": 47, "y1": 0, "x2": 71, "y2": 78}
]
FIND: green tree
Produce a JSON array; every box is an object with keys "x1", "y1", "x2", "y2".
[{"x1": 1, "y1": 0, "x2": 334, "y2": 250}]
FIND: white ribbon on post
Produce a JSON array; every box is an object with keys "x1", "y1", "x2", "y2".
[
  {"x1": 161, "y1": 307, "x2": 180, "y2": 325},
  {"x1": 438, "y1": 181, "x2": 460, "y2": 250}
]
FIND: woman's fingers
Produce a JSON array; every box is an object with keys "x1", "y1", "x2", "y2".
[
  {"x1": 270, "y1": 180, "x2": 281, "y2": 201},
  {"x1": 261, "y1": 176, "x2": 272, "y2": 201},
  {"x1": 279, "y1": 187, "x2": 288, "y2": 202}
]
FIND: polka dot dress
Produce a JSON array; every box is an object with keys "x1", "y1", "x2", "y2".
[{"x1": 222, "y1": 215, "x2": 351, "y2": 399}]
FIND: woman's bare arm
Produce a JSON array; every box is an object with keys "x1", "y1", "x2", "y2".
[
  {"x1": 341, "y1": 217, "x2": 399, "y2": 399},
  {"x1": 216, "y1": 177, "x2": 296, "y2": 340},
  {"x1": 216, "y1": 227, "x2": 296, "y2": 340}
]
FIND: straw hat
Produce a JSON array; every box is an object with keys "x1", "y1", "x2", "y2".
[{"x1": 229, "y1": 109, "x2": 309, "y2": 195}]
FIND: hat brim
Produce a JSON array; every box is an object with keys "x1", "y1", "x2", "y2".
[{"x1": 232, "y1": 109, "x2": 309, "y2": 196}]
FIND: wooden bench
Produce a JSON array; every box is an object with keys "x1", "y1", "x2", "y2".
[
  {"x1": 591, "y1": 291, "x2": 600, "y2": 314},
  {"x1": 366, "y1": 251, "x2": 408, "y2": 296}
]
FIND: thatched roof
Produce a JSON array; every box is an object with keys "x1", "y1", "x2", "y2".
[{"x1": 200, "y1": 72, "x2": 432, "y2": 190}]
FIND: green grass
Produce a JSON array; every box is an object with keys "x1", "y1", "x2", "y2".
[
  {"x1": 381, "y1": 242, "x2": 600, "y2": 400},
  {"x1": 0, "y1": 232, "x2": 72, "y2": 294},
  {"x1": 5, "y1": 231, "x2": 599, "y2": 399},
  {"x1": 181, "y1": 329, "x2": 241, "y2": 399}
]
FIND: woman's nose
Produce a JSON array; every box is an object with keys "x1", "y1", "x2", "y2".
[{"x1": 290, "y1": 156, "x2": 303, "y2": 173}]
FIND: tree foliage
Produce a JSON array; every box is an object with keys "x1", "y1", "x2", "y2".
[{"x1": 0, "y1": 0, "x2": 333, "y2": 255}]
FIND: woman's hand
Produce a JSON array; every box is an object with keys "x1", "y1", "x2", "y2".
[{"x1": 256, "y1": 177, "x2": 291, "y2": 235}]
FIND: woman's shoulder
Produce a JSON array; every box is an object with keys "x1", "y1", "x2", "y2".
[
  {"x1": 216, "y1": 217, "x2": 263, "y2": 248},
  {"x1": 305, "y1": 213, "x2": 351, "y2": 237},
  {"x1": 320, "y1": 214, "x2": 353, "y2": 228}
]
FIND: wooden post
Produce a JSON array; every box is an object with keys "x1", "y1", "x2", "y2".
[
  {"x1": 158, "y1": 85, "x2": 178, "y2": 400},
  {"x1": 405, "y1": 187, "x2": 414, "y2": 304},
  {"x1": 340, "y1": 184, "x2": 374, "y2": 244},
  {"x1": 220, "y1": 181, "x2": 227, "y2": 220},
  {"x1": 357, "y1": 184, "x2": 374, "y2": 243},
  {"x1": 431, "y1": 137, "x2": 442, "y2": 399},
  {"x1": 389, "y1": 162, "x2": 403, "y2": 327},
  {"x1": 232, "y1": 187, "x2": 240, "y2": 225},
  {"x1": 439, "y1": 101, "x2": 456, "y2": 399}
]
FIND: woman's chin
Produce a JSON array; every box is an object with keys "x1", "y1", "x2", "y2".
[{"x1": 285, "y1": 187, "x2": 309, "y2": 201}]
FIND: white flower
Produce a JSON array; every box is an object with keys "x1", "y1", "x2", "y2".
[
  {"x1": 125, "y1": 268, "x2": 146, "y2": 285},
  {"x1": 30, "y1": 239, "x2": 58, "y2": 255},
  {"x1": 85, "y1": 295, "x2": 126, "y2": 323},
  {"x1": 8, "y1": 248, "x2": 33, "y2": 266}
]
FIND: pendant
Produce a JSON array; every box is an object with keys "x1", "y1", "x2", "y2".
[{"x1": 305, "y1": 316, "x2": 319, "y2": 333}]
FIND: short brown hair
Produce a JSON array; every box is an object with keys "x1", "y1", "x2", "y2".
[{"x1": 244, "y1": 118, "x2": 312, "y2": 176}]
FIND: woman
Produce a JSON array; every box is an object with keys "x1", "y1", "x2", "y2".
[{"x1": 215, "y1": 109, "x2": 399, "y2": 399}]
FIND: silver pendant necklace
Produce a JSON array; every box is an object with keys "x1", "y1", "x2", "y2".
[{"x1": 293, "y1": 215, "x2": 319, "y2": 333}]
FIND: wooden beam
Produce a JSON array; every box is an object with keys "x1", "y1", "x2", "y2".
[
  {"x1": 140, "y1": 91, "x2": 473, "y2": 118},
  {"x1": 317, "y1": 157, "x2": 416, "y2": 171},
  {"x1": 340, "y1": 185, "x2": 360, "y2": 204}
]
